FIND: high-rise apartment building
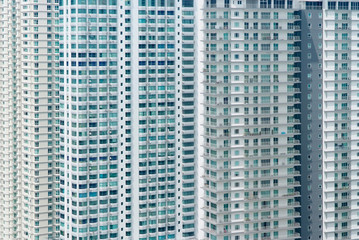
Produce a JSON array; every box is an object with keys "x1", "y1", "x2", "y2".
[
  {"x1": 0, "y1": 0, "x2": 60, "y2": 239},
  {"x1": 299, "y1": 2, "x2": 323, "y2": 240},
  {"x1": 0, "y1": 1, "x2": 21, "y2": 238},
  {"x1": 203, "y1": 0, "x2": 302, "y2": 240},
  {"x1": 301, "y1": 1, "x2": 359, "y2": 239},
  {"x1": 6, "y1": 0, "x2": 359, "y2": 239},
  {"x1": 58, "y1": 0, "x2": 199, "y2": 239},
  {"x1": 202, "y1": 1, "x2": 359, "y2": 240},
  {"x1": 322, "y1": 2, "x2": 359, "y2": 239}
]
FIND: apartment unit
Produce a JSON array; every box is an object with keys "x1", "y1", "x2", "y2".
[
  {"x1": 0, "y1": 0, "x2": 60, "y2": 239},
  {"x1": 58, "y1": 0, "x2": 199, "y2": 239}
]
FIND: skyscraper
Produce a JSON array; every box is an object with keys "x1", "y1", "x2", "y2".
[
  {"x1": 0, "y1": 0, "x2": 60, "y2": 239},
  {"x1": 58, "y1": 0, "x2": 199, "y2": 239},
  {"x1": 299, "y1": 1, "x2": 323, "y2": 239},
  {"x1": 203, "y1": 0, "x2": 302, "y2": 239},
  {"x1": 322, "y1": 2, "x2": 358, "y2": 239},
  {"x1": 6, "y1": 0, "x2": 359, "y2": 239},
  {"x1": 202, "y1": 1, "x2": 359, "y2": 240}
]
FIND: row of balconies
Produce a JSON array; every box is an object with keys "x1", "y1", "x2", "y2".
[
  {"x1": 332, "y1": 166, "x2": 350, "y2": 171},
  {"x1": 243, "y1": 140, "x2": 300, "y2": 148},
  {"x1": 242, "y1": 182, "x2": 300, "y2": 190},
  {"x1": 202, "y1": 161, "x2": 300, "y2": 173},
  {"x1": 332, "y1": 116, "x2": 350, "y2": 121},
  {"x1": 241, "y1": 36, "x2": 300, "y2": 42},
  {"x1": 244, "y1": 160, "x2": 301, "y2": 168},
  {"x1": 241, "y1": 78, "x2": 298, "y2": 84},
  {"x1": 244, "y1": 212, "x2": 301, "y2": 223},
  {"x1": 241, "y1": 25, "x2": 299, "y2": 31},
  {"x1": 241, "y1": 202, "x2": 301, "y2": 213},
  {"x1": 244, "y1": 171, "x2": 301, "y2": 180},
  {"x1": 334, "y1": 56, "x2": 351, "y2": 60},
  {"x1": 240, "y1": 90, "x2": 300, "y2": 96},
  {"x1": 243, "y1": 129, "x2": 300, "y2": 137},
  {"x1": 335, "y1": 26, "x2": 351, "y2": 30},
  {"x1": 241, "y1": 15, "x2": 300, "y2": 21},
  {"x1": 244, "y1": 222, "x2": 301, "y2": 233},
  {"x1": 334, "y1": 186, "x2": 350, "y2": 191},
  {"x1": 244, "y1": 191, "x2": 301, "y2": 200}
]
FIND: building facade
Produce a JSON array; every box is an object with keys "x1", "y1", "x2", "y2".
[
  {"x1": 299, "y1": 2, "x2": 323, "y2": 240},
  {"x1": 202, "y1": 1, "x2": 359, "y2": 240},
  {"x1": 0, "y1": 0, "x2": 60, "y2": 238},
  {"x1": 322, "y1": 1, "x2": 359, "y2": 239},
  {"x1": 0, "y1": 0, "x2": 21, "y2": 237},
  {"x1": 6, "y1": 0, "x2": 359, "y2": 239},
  {"x1": 58, "y1": 0, "x2": 199, "y2": 239},
  {"x1": 202, "y1": 0, "x2": 302, "y2": 240}
]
